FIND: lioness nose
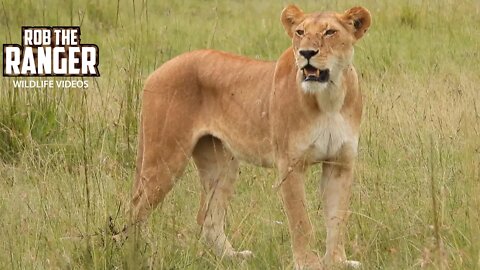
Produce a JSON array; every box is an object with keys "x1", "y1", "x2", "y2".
[{"x1": 299, "y1": 50, "x2": 319, "y2": 59}]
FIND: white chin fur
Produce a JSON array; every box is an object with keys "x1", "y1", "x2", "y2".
[{"x1": 301, "y1": 81, "x2": 328, "y2": 94}]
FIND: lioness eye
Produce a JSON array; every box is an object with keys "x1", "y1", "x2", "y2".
[
  {"x1": 325, "y1": 29, "x2": 337, "y2": 36},
  {"x1": 295, "y1": 29, "x2": 304, "y2": 36}
]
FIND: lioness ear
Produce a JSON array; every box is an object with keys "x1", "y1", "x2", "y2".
[
  {"x1": 281, "y1": 5, "x2": 305, "y2": 38},
  {"x1": 342, "y1": 7, "x2": 371, "y2": 40}
]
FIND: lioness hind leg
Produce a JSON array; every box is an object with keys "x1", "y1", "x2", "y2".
[
  {"x1": 193, "y1": 136, "x2": 252, "y2": 259},
  {"x1": 130, "y1": 151, "x2": 189, "y2": 223},
  {"x1": 129, "y1": 109, "x2": 194, "y2": 224}
]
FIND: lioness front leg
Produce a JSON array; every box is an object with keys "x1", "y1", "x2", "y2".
[
  {"x1": 279, "y1": 164, "x2": 322, "y2": 269},
  {"x1": 320, "y1": 162, "x2": 359, "y2": 268}
]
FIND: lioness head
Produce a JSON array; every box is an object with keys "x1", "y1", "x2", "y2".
[{"x1": 281, "y1": 5, "x2": 371, "y2": 93}]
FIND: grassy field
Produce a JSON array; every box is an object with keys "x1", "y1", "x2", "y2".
[{"x1": 1, "y1": 0, "x2": 479, "y2": 269}]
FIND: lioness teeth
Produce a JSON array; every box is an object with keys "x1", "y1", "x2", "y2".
[{"x1": 302, "y1": 66, "x2": 320, "y2": 78}]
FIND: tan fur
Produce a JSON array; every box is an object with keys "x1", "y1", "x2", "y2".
[{"x1": 128, "y1": 5, "x2": 371, "y2": 269}]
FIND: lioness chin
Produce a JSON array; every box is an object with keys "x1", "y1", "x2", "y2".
[{"x1": 126, "y1": 4, "x2": 371, "y2": 270}]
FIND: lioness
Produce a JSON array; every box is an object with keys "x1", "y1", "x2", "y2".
[{"x1": 128, "y1": 4, "x2": 371, "y2": 269}]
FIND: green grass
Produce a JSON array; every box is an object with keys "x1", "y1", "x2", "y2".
[{"x1": 1, "y1": 0, "x2": 479, "y2": 269}]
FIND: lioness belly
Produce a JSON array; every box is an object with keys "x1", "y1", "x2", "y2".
[{"x1": 212, "y1": 131, "x2": 275, "y2": 167}]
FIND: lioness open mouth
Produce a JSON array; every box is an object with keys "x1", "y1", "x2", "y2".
[{"x1": 302, "y1": 64, "x2": 330, "y2": 83}]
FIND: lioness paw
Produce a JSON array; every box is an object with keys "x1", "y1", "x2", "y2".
[
  {"x1": 345, "y1": 260, "x2": 361, "y2": 269},
  {"x1": 233, "y1": 250, "x2": 254, "y2": 259}
]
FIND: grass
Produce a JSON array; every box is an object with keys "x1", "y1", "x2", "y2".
[{"x1": 1, "y1": 0, "x2": 479, "y2": 269}]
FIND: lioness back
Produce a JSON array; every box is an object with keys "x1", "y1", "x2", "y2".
[{"x1": 145, "y1": 50, "x2": 275, "y2": 94}]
